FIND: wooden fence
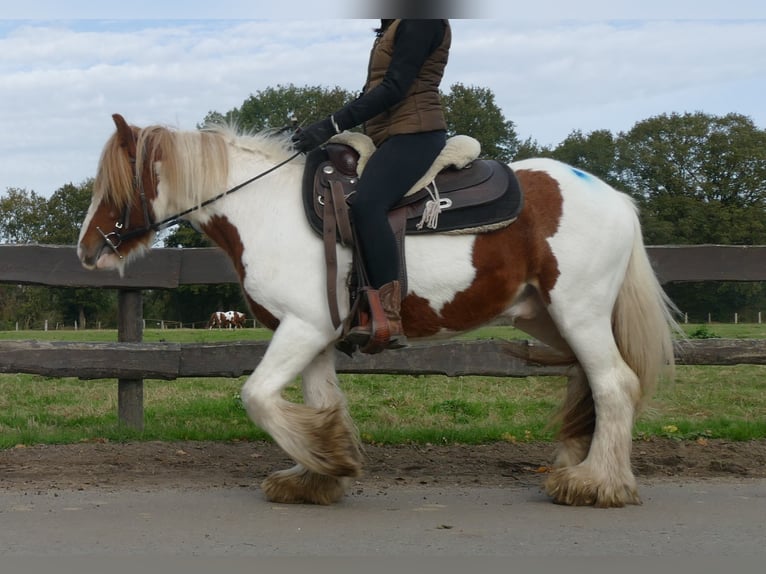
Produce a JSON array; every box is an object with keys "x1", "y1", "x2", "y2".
[{"x1": 3, "y1": 244, "x2": 766, "y2": 429}]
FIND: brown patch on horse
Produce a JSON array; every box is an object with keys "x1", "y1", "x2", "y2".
[
  {"x1": 402, "y1": 168, "x2": 564, "y2": 337},
  {"x1": 80, "y1": 122, "x2": 163, "y2": 265},
  {"x1": 200, "y1": 215, "x2": 280, "y2": 330}
]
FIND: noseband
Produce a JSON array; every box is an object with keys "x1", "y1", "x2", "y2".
[{"x1": 95, "y1": 142, "x2": 301, "y2": 260}]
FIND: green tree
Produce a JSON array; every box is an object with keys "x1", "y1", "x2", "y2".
[
  {"x1": 38, "y1": 181, "x2": 94, "y2": 244},
  {"x1": 203, "y1": 84, "x2": 355, "y2": 132},
  {"x1": 615, "y1": 112, "x2": 766, "y2": 321},
  {"x1": 616, "y1": 112, "x2": 766, "y2": 244},
  {"x1": 512, "y1": 137, "x2": 553, "y2": 161},
  {"x1": 44, "y1": 180, "x2": 115, "y2": 329},
  {"x1": 204, "y1": 83, "x2": 520, "y2": 164},
  {"x1": 551, "y1": 129, "x2": 621, "y2": 188},
  {"x1": 442, "y1": 83, "x2": 519, "y2": 162},
  {"x1": 0, "y1": 181, "x2": 115, "y2": 329},
  {"x1": 147, "y1": 223, "x2": 247, "y2": 327},
  {"x1": 0, "y1": 187, "x2": 47, "y2": 243}
]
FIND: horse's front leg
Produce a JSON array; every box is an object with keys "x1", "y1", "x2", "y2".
[
  {"x1": 240, "y1": 317, "x2": 362, "y2": 503},
  {"x1": 260, "y1": 344, "x2": 361, "y2": 504}
]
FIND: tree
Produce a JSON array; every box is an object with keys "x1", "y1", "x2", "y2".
[
  {"x1": 614, "y1": 112, "x2": 766, "y2": 321},
  {"x1": 0, "y1": 187, "x2": 47, "y2": 243},
  {"x1": 44, "y1": 180, "x2": 116, "y2": 329},
  {"x1": 203, "y1": 84, "x2": 355, "y2": 132},
  {"x1": 0, "y1": 181, "x2": 115, "y2": 329},
  {"x1": 513, "y1": 137, "x2": 553, "y2": 161},
  {"x1": 38, "y1": 181, "x2": 94, "y2": 244},
  {"x1": 616, "y1": 112, "x2": 766, "y2": 245},
  {"x1": 551, "y1": 129, "x2": 621, "y2": 188},
  {"x1": 146, "y1": 222, "x2": 248, "y2": 326},
  {"x1": 203, "y1": 82, "x2": 521, "y2": 165},
  {"x1": 441, "y1": 83, "x2": 519, "y2": 162}
]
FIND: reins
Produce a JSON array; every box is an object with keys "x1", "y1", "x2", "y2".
[{"x1": 151, "y1": 150, "x2": 302, "y2": 232}]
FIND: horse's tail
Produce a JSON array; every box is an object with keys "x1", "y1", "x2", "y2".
[{"x1": 612, "y1": 204, "x2": 681, "y2": 410}]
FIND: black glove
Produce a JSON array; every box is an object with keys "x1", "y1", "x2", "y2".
[{"x1": 291, "y1": 117, "x2": 338, "y2": 153}]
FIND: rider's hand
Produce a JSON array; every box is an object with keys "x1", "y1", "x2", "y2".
[{"x1": 291, "y1": 117, "x2": 339, "y2": 153}]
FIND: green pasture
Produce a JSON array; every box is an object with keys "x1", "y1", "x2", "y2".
[{"x1": 0, "y1": 324, "x2": 764, "y2": 448}]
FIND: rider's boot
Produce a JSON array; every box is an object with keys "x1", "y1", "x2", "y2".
[{"x1": 343, "y1": 280, "x2": 407, "y2": 353}]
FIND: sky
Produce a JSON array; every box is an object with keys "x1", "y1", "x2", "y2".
[{"x1": 2, "y1": 1, "x2": 766, "y2": 198}]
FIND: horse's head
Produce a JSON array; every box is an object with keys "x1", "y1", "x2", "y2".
[{"x1": 77, "y1": 114, "x2": 160, "y2": 274}]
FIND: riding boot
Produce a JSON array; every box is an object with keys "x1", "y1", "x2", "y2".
[
  {"x1": 343, "y1": 280, "x2": 407, "y2": 353},
  {"x1": 376, "y1": 280, "x2": 406, "y2": 349}
]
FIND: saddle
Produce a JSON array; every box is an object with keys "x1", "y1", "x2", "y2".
[{"x1": 301, "y1": 133, "x2": 524, "y2": 334}]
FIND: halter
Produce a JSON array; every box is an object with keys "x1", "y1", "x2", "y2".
[{"x1": 96, "y1": 141, "x2": 301, "y2": 259}]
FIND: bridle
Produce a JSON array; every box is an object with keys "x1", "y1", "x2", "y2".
[
  {"x1": 95, "y1": 138, "x2": 301, "y2": 260},
  {"x1": 95, "y1": 155, "x2": 155, "y2": 259}
]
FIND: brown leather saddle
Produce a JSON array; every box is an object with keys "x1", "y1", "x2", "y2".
[{"x1": 301, "y1": 142, "x2": 523, "y2": 331}]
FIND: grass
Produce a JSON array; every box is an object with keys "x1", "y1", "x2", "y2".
[
  {"x1": 0, "y1": 325, "x2": 764, "y2": 447},
  {"x1": 0, "y1": 327, "x2": 274, "y2": 343}
]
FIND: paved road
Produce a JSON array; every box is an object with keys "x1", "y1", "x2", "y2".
[{"x1": 1, "y1": 480, "x2": 764, "y2": 556}]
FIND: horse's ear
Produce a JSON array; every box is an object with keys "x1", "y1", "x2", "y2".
[{"x1": 112, "y1": 113, "x2": 137, "y2": 158}]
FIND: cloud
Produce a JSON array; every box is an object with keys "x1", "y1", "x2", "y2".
[
  {"x1": 1, "y1": 18, "x2": 765, "y2": 196},
  {"x1": 3, "y1": 0, "x2": 766, "y2": 19},
  {"x1": 447, "y1": 20, "x2": 766, "y2": 143}
]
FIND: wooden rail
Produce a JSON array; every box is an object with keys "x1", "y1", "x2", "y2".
[
  {"x1": 1, "y1": 339, "x2": 766, "y2": 380},
  {"x1": 3, "y1": 244, "x2": 766, "y2": 429},
  {"x1": 4, "y1": 244, "x2": 766, "y2": 288}
]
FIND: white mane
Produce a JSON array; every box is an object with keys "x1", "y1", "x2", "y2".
[{"x1": 131, "y1": 123, "x2": 302, "y2": 213}]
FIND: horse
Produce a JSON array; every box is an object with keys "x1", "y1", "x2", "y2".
[
  {"x1": 208, "y1": 310, "x2": 247, "y2": 329},
  {"x1": 208, "y1": 311, "x2": 229, "y2": 329},
  {"x1": 77, "y1": 114, "x2": 679, "y2": 507},
  {"x1": 228, "y1": 311, "x2": 247, "y2": 328}
]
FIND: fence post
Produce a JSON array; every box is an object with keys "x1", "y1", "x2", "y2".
[{"x1": 117, "y1": 289, "x2": 144, "y2": 430}]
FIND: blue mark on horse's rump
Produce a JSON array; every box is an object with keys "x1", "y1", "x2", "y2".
[{"x1": 571, "y1": 167, "x2": 592, "y2": 181}]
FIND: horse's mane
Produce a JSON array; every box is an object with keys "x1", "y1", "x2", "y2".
[{"x1": 95, "y1": 121, "x2": 299, "y2": 210}]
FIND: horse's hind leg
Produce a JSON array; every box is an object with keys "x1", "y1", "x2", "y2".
[
  {"x1": 260, "y1": 343, "x2": 362, "y2": 504},
  {"x1": 543, "y1": 320, "x2": 642, "y2": 507},
  {"x1": 552, "y1": 365, "x2": 594, "y2": 468}
]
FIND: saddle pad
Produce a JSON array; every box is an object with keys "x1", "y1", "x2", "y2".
[{"x1": 400, "y1": 159, "x2": 522, "y2": 234}]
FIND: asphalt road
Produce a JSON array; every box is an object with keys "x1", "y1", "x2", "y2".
[{"x1": 1, "y1": 479, "x2": 764, "y2": 557}]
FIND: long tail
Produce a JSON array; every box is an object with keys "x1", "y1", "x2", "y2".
[{"x1": 612, "y1": 207, "x2": 681, "y2": 410}]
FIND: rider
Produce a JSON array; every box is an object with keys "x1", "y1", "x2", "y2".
[{"x1": 292, "y1": 19, "x2": 451, "y2": 350}]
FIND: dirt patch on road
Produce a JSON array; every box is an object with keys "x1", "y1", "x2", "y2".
[{"x1": 1, "y1": 438, "x2": 764, "y2": 493}]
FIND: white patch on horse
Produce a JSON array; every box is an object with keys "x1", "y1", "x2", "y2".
[{"x1": 405, "y1": 233, "x2": 476, "y2": 314}]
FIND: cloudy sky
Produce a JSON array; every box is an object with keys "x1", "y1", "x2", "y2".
[{"x1": 2, "y1": 1, "x2": 766, "y2": 197}]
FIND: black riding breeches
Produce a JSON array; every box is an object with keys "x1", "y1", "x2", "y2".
[{"x1": 350, "y1": 130, "x2": 446, "y2": 289}]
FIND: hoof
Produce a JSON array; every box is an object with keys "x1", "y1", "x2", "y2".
[
  {"x1": 544, "y1": 465, "x2": 641, "y2": 508},
  {"x1": 261, "y1": 466, "x2": 350, "y2": 505}
]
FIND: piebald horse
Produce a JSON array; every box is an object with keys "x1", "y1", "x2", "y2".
[
  {"x1": 78, "y1": 114, "x2": 678, "y2": 507},
  {"x1": 208, "y1": 310, "x2": 247, "y2": 329}
]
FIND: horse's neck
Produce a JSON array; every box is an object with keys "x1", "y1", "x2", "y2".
[{"x1": 183, "y1": 157, "x2": 305, "y2": 234}]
